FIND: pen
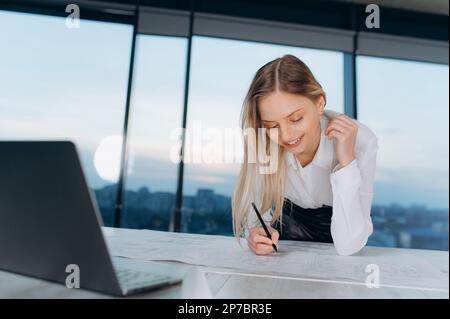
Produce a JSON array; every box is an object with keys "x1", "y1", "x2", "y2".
[{"x1": 251, "y1": 202, "x2": 278, "y2": 252}]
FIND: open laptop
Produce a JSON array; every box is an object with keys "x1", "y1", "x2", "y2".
[{"x1": 0, "y1": 141, "x2": 182, "y2": 296}]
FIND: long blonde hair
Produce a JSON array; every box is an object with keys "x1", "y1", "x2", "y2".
[{"x1": 232, "y1": 54, "x2": 326, "y2": 240}]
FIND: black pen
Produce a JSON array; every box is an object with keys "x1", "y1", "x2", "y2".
[{"x1": 251, "y1": 202, "x2": 278, "y2": 252}]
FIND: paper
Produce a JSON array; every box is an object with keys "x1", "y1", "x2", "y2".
[
  {"x1": 180, "y1": 267, "x2": 213, "y2": 299},
  {"x1": 103, "y1": 227, "x2": 449, "y2": 291}
]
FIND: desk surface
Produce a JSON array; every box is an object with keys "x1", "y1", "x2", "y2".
[{"x1": 0, "y1": 227, "x2": 448, "y2": 299}]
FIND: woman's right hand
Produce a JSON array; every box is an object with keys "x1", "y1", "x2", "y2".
[{"x1": 247, "y1": 227, "x2": 279, "y2": 255}]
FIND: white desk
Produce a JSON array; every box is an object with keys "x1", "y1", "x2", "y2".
[{"x1": 0, "y1": 227, "x2": 448, "y2": 299}]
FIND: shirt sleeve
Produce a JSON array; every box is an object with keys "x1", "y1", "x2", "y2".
[{"x1": 329, "y1": 137, "x2": 378, "y2": 256}]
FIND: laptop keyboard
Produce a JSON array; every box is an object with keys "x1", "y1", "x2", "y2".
[{"x1": 116, "y1": 268, "x2": 177, "y2": 292}]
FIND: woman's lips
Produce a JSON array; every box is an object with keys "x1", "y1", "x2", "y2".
[{"x1": 285, "y1": 135, "x2": 304, "y2": 149}]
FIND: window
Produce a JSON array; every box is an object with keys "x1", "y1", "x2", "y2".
[
  {"x1": 357, "y1": 56, "x2": 449, "y2": 250},
  {"x1": 0, "y1": 10, "x2": 133, "y2": 225},
  {"x1": 121, "y1": 35, "x2": 188, "y2": 230},
  {"x1": 182, "y1": 36, "x2": 345, "y2": 235},
  {"x1": 4, "y1": 8, "x2": 446, "y2": 251}
]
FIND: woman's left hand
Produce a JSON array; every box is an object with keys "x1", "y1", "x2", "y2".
[{"x1": 325, "y1": 114, "x2": 358, "y2": 168}]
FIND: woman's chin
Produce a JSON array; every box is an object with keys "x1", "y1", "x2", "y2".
[{"x1": 285, "y1": 145, "x2": 304, "y2": 154}]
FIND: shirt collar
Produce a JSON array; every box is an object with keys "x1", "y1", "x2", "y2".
[{"x1": 286, "y1": 114, "x2": 334, "y2": 171}]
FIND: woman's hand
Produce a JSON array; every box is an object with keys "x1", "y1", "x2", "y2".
[
  {"x1": 247, "y1": 227, "x2": 279, "y2": 255},
  {"x1": 325, "y1": 114, "x2": 358, "y2": 167}
]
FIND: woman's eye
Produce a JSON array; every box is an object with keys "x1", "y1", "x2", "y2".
[{"x1": 291, "y1": 117, "x2": 302, "y2": 123}]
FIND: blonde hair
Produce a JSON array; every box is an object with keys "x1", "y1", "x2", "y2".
[{"x1": 232, "y1": 54, "x2": 326, "y2": 240}]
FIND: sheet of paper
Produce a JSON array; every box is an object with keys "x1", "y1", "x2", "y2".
[{"x1": 103, "y1": 227, "x2": 449, "y2": 291}]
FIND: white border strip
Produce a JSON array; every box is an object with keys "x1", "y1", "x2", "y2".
[{"x1": 206, "y1": 270, "x2": 450, "y2": 293}]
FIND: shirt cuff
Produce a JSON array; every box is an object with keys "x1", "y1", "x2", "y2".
[{"x1": 330, "y1": 159, "x2": 362, "y2": 192}]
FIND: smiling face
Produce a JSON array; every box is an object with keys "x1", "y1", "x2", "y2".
[{"x1": 258, "y1": 90, "x2": 325, "y2": 157}]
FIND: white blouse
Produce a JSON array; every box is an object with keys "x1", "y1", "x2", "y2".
[{"x1": 247, "y1": 110, "x2": 379, "y2": 256}]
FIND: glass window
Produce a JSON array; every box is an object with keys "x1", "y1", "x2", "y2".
[
  {"x1": 121, "y1": 35, "x2": 188, "y2": 230},
  {"x1": 182, "y1": 36, "x2": 345, "y2": 235},
  {"x1": 357, "y1": 56, "x2": 449, "y2": 250},
  {"x1": 0, "y1": 10, "x2": 133, "y2": 225}
]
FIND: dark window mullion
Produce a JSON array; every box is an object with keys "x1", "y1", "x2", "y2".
[
  {"x1": 171, "y1": 1, "x2": 195, "y2": 233},
  {"x1": 113, "y1": 6, "x2": 139, "y2": 228},
  {"x1": 344, "y1": 6, "x2": 358, "y2": 119}
]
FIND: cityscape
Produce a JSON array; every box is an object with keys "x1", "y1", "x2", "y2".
[{"x1": 94, "y1": 184, "x2": 449, "y2": 251}]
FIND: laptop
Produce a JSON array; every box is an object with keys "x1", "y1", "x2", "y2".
[{"x1": 0, "y1": 141, "x2": 182, "y2": 296}]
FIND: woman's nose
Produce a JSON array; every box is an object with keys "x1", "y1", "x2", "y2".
[{"x1": 280, "y1": 125, "x2": 296, "y2": 143}]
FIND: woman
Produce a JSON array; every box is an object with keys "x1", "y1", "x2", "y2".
[{"x1": 232, "y1": 54, "x2": 378, "y2": 256}]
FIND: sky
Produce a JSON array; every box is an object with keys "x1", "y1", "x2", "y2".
[{"x1": 0, "y1": 9, "x2": 448, "y2": 210}]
